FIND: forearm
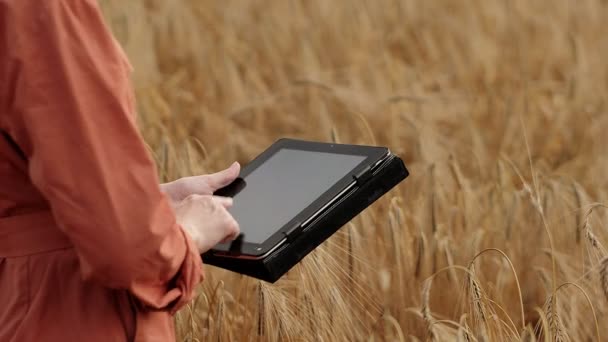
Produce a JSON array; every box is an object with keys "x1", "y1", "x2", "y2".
[{"x1": 6, "y1": 0, "x2": 203, "y2": 311}]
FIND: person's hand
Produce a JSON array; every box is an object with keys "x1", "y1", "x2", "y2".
[
  {"x1": 174, "y1": 194, "x2": 240, "y2": 253},
  {"x1": 160, "y1": 162, "x2": 240, "y2": 208}
]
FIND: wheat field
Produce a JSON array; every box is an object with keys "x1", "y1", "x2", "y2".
[{"x1": 100, "y1": 1, "x2": 608, "y2": 341}]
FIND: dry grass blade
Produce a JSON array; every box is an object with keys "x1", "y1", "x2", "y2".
[{"x1": 257, "y1": 282, "x2": 265, "y2": 338}]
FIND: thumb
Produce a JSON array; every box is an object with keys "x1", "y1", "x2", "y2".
[
  {"x1": 212, "y1": 196, "x2": 234, "y2": 208},
  {"x1": 208, "y1": 162, "x2": 241, "y2": 191}
]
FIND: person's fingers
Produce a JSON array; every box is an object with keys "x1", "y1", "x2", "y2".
[
  {"x1": 217, "y1": 207, "x2": 239, "y2": 242},
  {"x1": 229, "y1": 217, "x2": 240, "y2": 237},
  {"x1": 220, "y1": 227, "x2": 238, "y2": 244},
  {"x1": 220, "y1": 234, "x2": 238, "y2": 244},
  {"x1": 223, "y1": 218, "x2": 240, "y2": 242},
  {"x1": 174, "y1": 176, "x2": 212, "y2": 198},
  {"x1": 183, "y1": 194, "x2": 205, "y2": 203},
  {"x1": 212, "y1": 196, "x2": 234, "y2": 208},
  {"x1": 207, "y1": 162, "x2": 241, "y2": 191},
  {"x1": 168, "y1": 162, "x2": 241, "y2": 201}
]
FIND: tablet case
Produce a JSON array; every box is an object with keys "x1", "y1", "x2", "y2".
[{"x1": 202, "y1": 154, "x2": 408, "y2": 283}]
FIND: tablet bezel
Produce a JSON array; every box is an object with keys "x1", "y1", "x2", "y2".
[{"x1": 212, "y1": 138, "x2": 388, "y2": 257}]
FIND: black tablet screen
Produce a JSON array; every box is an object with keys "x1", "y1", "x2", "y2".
[{"x1": 227, "y1": 149, "x2": 366, "y2": 244}]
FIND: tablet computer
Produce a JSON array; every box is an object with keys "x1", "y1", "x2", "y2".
[{"x1": 203, "y1": 138, "x2": 408, "y2": 282}]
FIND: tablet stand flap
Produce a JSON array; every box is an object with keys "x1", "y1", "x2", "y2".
[
  {"x1": 283, "y1": 221, "x2": 303, "y2": 242},
  {"x1": 353, "y1": 165, "x2": 373, "y2": 185}
]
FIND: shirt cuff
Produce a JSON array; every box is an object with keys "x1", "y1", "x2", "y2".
[{"x1": 129, "y1": 225, "x2": 204, "y2": 314}]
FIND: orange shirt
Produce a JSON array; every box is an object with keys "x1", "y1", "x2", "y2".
[{"x1": 0, "y1": 0, "x2": 203, "y2": 341}]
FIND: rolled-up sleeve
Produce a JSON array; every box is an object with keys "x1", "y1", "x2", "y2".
[{"x1": 3, "y1": 0, "x2": 202, "y2": 313}]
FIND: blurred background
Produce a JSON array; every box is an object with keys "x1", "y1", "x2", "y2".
[{"x1": 100, "y1": 1, "x2": 608, "y2": 340}]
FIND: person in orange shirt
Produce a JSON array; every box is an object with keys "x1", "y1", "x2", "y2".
[{"x1": 0, "y1": 0, "x2": 239, "y2": 341}]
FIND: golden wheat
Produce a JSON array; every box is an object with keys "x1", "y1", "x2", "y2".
[{"x1": 100, "y1": 0, "x2": 608, "y2": 340}]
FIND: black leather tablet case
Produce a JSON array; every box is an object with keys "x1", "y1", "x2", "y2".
[{"x1": 202, "y1": 155, "x2": 408, "y2": 283}]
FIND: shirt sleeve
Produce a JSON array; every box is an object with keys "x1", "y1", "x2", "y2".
[{"x1": 3, "y1": 0, "x2": 202, "y2": 313}]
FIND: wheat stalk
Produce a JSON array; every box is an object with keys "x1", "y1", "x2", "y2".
[
  {"x1": 544, "y1": 295, "x2": 566, "y2": 342},
  {"x1": 99, "y1": 1, "x2": 608, "y2": 341},
  {"x1": 467, "y1": 266, "x2": 487, "y2": 323},
  {"x1": 600, "y1": 257, "x2": 608, "y2": 303},
  {"x1": 421, "y1": 279, "x2": 436, "y2": 342}
]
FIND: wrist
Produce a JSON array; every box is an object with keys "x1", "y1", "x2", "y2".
[
  {"x1": 160, "y1": 181, "x2": 182, "y2": 208},
  {"x1": 180, "y1": 222, "x2": 204, "y2": 253}
]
